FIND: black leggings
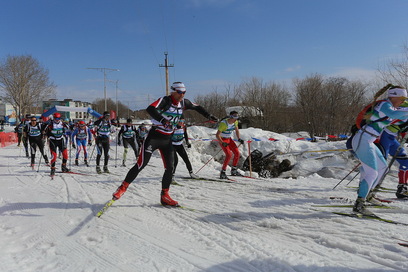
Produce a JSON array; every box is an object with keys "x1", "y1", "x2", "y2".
[
  {"x1": 173, "y1": 144, "x2": 192, "y2": 174},
  {"x1": 123, "y1": 137, "x2": 139, "y2": 157},
  {"x1": 28, "y1": 136, "x2": 48, "y2": 164},
  {"x1": 124, "y1": 128, "x2": 174, "y2": 189},
  {"x1": 96, "y1": 136, "x2": 110, "y2": 166}
]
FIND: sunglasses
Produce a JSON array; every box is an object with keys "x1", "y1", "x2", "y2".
[
  {"x1": 54, "y1": 118, "x2": 61, "y2": 120},
  {"x1": 175, "y1": 90, "x2": 186, "y2": 94},
  {"x1": 31, "y1": 119, "x2": 37, "y2": 122}
]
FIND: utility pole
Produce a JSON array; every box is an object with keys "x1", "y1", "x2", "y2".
[
  {"x1": 86, "y1": 67, "x2": 119, "y2": 111},
  {"x1": 159, "y1": 52, "x2": 174, "y2": 96},
  {"x1": 107, "y1": 79, "x2": 119, "y2": 120}
]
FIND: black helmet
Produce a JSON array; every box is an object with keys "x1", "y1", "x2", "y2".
[
  {"x1": 103, "y1": 111, "x2": 110, "y2": 116},
  {"x1": 126, "y1": 118, "x2": 132, "y2": 123}
]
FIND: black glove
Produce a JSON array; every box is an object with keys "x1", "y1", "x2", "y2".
[
  {"x1": 160, "y1": 118, "x2": 172, "y2": 130},
  {"x1": 187, "y1": 142, "x2": 191, "y2": 148},
  {"x1": 209, "y1": 115, "x2": 218, "y2": 122},
  {"x1": 238, "y1": 138, "x2": 244, "y2": 145},
  {"x1": 222, "y1": 142, "x2": 228, "y2": 147},
  {"x1": 72, "y1": 143, "x2": 76, "y2": 149},
  {"x1": 88, "y1": 141, "x2": 92, "y2": 146}
]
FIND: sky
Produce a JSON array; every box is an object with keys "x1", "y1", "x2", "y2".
[{"x1": 1, "y1": 0, "x2": 408, "y2": 110}]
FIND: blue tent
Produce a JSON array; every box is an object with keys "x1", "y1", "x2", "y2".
[{"x1": 41, "y1": 106, "x2": 102, "y2": 119}]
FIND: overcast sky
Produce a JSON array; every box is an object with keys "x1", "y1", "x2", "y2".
[{"x1": 1, "y1": 0, "x2": 407, "y2": 110}]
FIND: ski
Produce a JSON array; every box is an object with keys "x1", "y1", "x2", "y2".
[
  {"x1": 58, "y1": 171, "x2": 92, "y2": 176},
  {"x1": 161, "y1": 204, "x2": 196, "y2": 212},
  {"x1": 313, "y1": 204, "x2": 395, "y2": 209},
  {"x1": 170, "y1": 180, "x2": 184, "y2": 186},
  {"x1": 97, "y1": 199, "x2": 115, "y2": 218},
  {"x1": 398, "y1": 243, "x2": 408, "y2": 248},
  {"x1": 332, "y1": 211, "x2": 408, "y2": 225},
  {"x1": 181, "y1": 176, "x2": 237, "y2": 183}
]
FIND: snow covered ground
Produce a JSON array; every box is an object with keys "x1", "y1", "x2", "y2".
[{"x1": 1, "y1": 125, "x2": 407, "y2": 272}]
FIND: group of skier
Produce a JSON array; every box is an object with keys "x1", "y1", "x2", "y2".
[
  {"x1": 349, "y1": 84, "x2": 408, "y2": 216},
  {"x1": 17, "y1": 82, "x2": 408, "y2": 212}
]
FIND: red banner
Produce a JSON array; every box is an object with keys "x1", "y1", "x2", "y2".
[{"x1": 0, "y1": 132, "x2": 18, "y2": 147}]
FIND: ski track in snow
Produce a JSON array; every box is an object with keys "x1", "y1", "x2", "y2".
[{"x1": 1, "y1": 126, "x2": 408, "y2": 272}]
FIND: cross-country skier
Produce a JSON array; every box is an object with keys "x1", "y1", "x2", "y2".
[
  {"x1": 24, "y1": 116, "x2": 49, "y2": 168},
  {"x1": 118, "y1": 118, "x2": 139, "y2": 167},
  {"x1": 351, "y1": 85, "x2": 408, "y2": 215},
  {"x1": 111, "y1": 82, "x2": 218, "y2": 206},
  {"x1": 171, "y1": 117, "x2": 199, "y2": 182},
  {"x1": 14, "y1": 114, "x2": 31, "y2": 157},
  {"x1": 71, "y1": 120, "x2": 93, "y2": 167},
  {"x1": 136, "y1": 123, "x2": 149, "y2": 148},
  {"x1": 216, "y1": 111, "x2": 245, "y2": 179},
  {"x1": 93, "y1": 111, "x2": 115, "y2": 174},
  {"x1": 43, "y1": 112, "x2": 70, "y2": 176}
]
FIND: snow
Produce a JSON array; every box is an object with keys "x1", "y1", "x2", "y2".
[{"x1": 1, "y1": 125, "x2": 407, "y2": 272}]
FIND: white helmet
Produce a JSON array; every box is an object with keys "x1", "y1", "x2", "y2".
[{"x1": 171, "y1": 82, "x2": 186, "y2": 92}]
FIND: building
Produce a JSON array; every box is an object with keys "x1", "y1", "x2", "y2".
[
  {"x1": 0, "y1": 99, "x2": 17, "y2": 125},
  {"x1": 42, "y1": 99, "x2": 93, "y2": 121}
]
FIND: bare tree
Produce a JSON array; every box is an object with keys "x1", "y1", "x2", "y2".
[
  {"x1": 92, "y1": 97, "x2": 133, "y2": 119},
  {"x1": 293, "y1": 74, "x2": 369, "y2": 137},
  {"x1": 377, "y1": 43, "x2": 408, "y2": 88},
  {"x1": 0, "y1": 55, "x2": 56, "y2": 121}
]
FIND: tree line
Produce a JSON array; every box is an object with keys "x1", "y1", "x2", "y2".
[{"x1": 186, "y1": 75, "x2": 370, "y2": 137}]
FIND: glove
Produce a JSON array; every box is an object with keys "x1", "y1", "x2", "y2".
[
  {"x1": 222, "y1": 142, "x2": 228, "y2": 147},
  {"x1": 72, "y1": 143, "x2": 76, "y2": 148},
  {"x1": 117, "y1": 140, "x2": 121, "y2": 146},
  {"x1": 187, "y1": 142, "x2": 191, "y2": 148},
  {"x1": 88, "y1": 141, "x2": 92, "y2": 146},
  {"x1": 238, "y1": 138, "x2": 244, "y2": 145},
  {"x1": 209, "y1": 115, "x2": 218, "y2": 122},
  {"x1": 160, "y1": 118, "x2": 172, "y2": 130}
]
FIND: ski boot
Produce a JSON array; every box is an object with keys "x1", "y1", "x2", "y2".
[
  {"x1": 366, "y1": 191, "x2": 384, "y2": 206},
  {"x1": 396, "y1": 184, "x2": 408, "y2": 199},
  {"x1": 189, "y1": 171, "x2": 200, "y2": 179},
  {"x1": 122, "y1": 160, "x2": 126, "y2": 167},
  {"x1": 44, "y1": 155, "x2": 49, "y2": 166},
  {"x1": 61, "y1": 163, "x2": 70, "y2": 173},
  {"x1": 50, "y1": 167, "x2": 56, "y2": 176},
  {"x1": 84, "y1": 159, "x2": 89, "y2": 167},
  {"x1": 103, "y1": 165, "x2": 110, "y2": 173},
  {"x1": 352, "y1": 197, "x2": 375, "y2": 216},
  {"x1": 112, "y1": 181, "x2": 130, "y2": 200},
  {"x1": 25, "y1": 151, "x2": 29, "y2": 158},
  {"x1": 231, "y1": 166, "x2": 243, "y2": 176},
  {"x1": 96, "y1": 166, "x2": 102, "y2": 174},
  {"x1": 160, "y1": 189, "x2": 179, "y2": 206},
  {"x1": 220, "y1": 170, "x2": 228, "y2": 179},
  {"x1": 75, "y1": 159, "x2": 79, "y2": 166}
]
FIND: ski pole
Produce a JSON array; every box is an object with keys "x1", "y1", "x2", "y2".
[
  {"x1": 89, "y1": 142, "x2": 96, "y2": 162},
  {"x1": 346, "y1": 171, "x2": 360, "y2": 186},
  {"x1": 374, "y1": 133, "x2": 408, "y2": 192},
  {"x1": 195, "y1": 142, "x2": 242, "y2": 175},
  {"x1": 247, "y1": 141, "x2": 252, "y2": 178},
  {"x1": 195, "y1": 148, "x2": 223, "y2": 175},
  {"x1": 332, "y1": 162, "x2": 361, "y2": 190},
  {"x1": 37, "y1": 153, "x2": 42, "y2": 172},
  {"x1": 115, "y1": 133, "x2": 118, "y2": 168}
]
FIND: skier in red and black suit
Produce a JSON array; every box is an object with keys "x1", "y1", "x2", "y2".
[
  {"x1": 112, "y1": 82, "x2": 218, "y2": 206},
  {"x1": 44, "y1": 112, "x2": 70, "y2": 176}
]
